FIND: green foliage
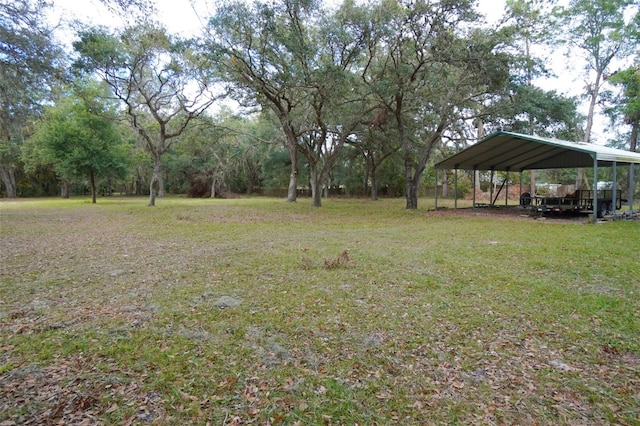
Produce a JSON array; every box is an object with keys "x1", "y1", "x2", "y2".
[
  {"x1": 0, "y1": 1, "x2": 64, "y2": 132},
  {"x1": 488, "y1": 84, "x2": 584, "y2": 139},
  {"x1": 606, "y1": 66, "x2": 640, "y2": 122},
  {"x1": 452, "y1": 172, "x2": 473, "y2": 198},
  {"x1": 15, "y1": 164, "x2": 59, "y2": 197},
  {"x1": 261, "y1": 148, "x2": 297, "y2": 190},
  {"x1": 0, "y1": 0, "x2": 65, "y2": 197},
  {"x1": 164, "y1": 111, "x2": 281, "y2": 197},
  {"x1": 23, "y1": 81, "x2": 130, "y2": 202},
  {"x1": 603, "y1": 64, "x2": 640, "y2": 151},
  {"x1": 556, "y1": 0, "x2": 638, "y2": 62}
]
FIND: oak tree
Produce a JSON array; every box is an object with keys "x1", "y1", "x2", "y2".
[
  {"x1": 205, "y1": 0, "x2": 374, "y2": 207},
  {"x1": 366, "y1": 0, "x2": 510, "y2": 209},
  {"x1": 74, "y1": 23, "x2": 216, "y2": 206}
]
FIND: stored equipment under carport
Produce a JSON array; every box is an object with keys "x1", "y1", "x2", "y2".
[{"x1": 520, "y1": 189, "x2": 624, "y2": 218}]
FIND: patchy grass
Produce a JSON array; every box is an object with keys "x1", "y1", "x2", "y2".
[{"x1": 1, "y1": 196, "x2": 639, "y2": 425}]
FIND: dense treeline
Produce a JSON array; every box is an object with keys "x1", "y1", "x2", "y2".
[{"x1": 1, "y1": 0, "x2": 638, "y2": 207}]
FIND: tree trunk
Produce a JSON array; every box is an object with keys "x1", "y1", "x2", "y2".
[
  {"x1": 148, "y1": 156, "x2": 162, "y2": 206},
  {"x1": 403, "y1": 144, "x2": 421, "y2": 209},
  {"x1": 286, "y1": 146, "x2": 298, "y2": 203},
  {"x1": 322, "y1": 177, "x2": 329, "y2": 198},
  {"x1": 309, "y1": 162, "x2": 322, "y2": 207},
  {"x1": 406, "y1": 178, "x2": 418, "y2": 209},
  {"x1": 138, "y1": 168, "x2": 145, "y2": 195},
  {"x1": 577, "y1": 72, "x2": 604, "y2": 190},
  {"x1": 60, "y1": 181, "x2": 70, "y2": 198},
  {"x1": 0, "y1": 164, "x2": 17, "y2": 198},
  {"x1": 157, "y1": 169, "x2": 165, "y2": 198},
  {"x1": 575, "y1": 168, "x2": 585, "y2": 190},
  {"x1": 246, "y1": 170, "x2": 255, "y2": 195},
  {"x1": 149, "y1": 176, "x2": 157, "y2": 206},
  {"x1": 89, "y1": 169, "x2": 97, "y2": 204},
  {"x1": 370, "y1": 166, "x2": 378, "y2": 201},
  {"x1": 210, "y1": 172, "x2": 216, "y2": 198},
  {"x1": 396, "y1": 95, "x2": 418, "y2": 210},
  {"x1": 404, "y1": 131, "x2": 443, "y2": 210}
]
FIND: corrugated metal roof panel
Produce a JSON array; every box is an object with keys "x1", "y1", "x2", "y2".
[{"x1": 437, "y1": 131, "x2": 640, "y2": 171}]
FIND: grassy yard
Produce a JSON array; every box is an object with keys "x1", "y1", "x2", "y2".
[{"x1": 1, "y1": 196, "x2": 639, "y2": 425}]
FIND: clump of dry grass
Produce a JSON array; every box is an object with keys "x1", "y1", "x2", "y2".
[{"x1": 323, "y1": 250, "x2": 352, "y2": 269}]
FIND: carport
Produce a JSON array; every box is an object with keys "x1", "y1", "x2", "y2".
[{"x1": 435, "y1": 131, "x2": 640, "y2": 223}]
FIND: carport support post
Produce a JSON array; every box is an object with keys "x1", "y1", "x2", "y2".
[
  {"x1": 592, "y1": 157, "x2": 598, "y2": 224},
  {"x1": 489, "y1": 169, "x2": 494, "y2": 206},
  {"x1": 473, "y1": 168, "x2": 477, "y2": 207},
  {"x1": 435, "y1": 166, "x2": 439, "y2": 210},
  {"x1": 505, "y1": 171, "x2": 509, "y2": 206},
  {"x1": 612, "y1": 161, "x2": 617, "y2": 220},
  {"x1": 630, "y1": 164, "x2": 635, "y2": 213},
  {"x1": 454, "y1": 168, "x2": 458, "y2": 209}
]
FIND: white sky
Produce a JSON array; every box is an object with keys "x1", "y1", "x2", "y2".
[
  {"x1": 54, "y1": 0, "x2": 504, "y2": 36},
  {"x1": 52, "y1": 0, "x2": 611, "y2": 143}
]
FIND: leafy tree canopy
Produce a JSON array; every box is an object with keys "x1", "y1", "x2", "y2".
[
  {"x1": 0, "y1": 0, "x2": 66, "y2": 197},
  {"x1": 24, "y1": 80, "x2": 129, "y2": 203}
]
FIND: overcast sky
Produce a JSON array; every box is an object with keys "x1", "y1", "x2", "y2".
[{"x1": 53, "y1": 0, "x2": 506, "y2": 35}]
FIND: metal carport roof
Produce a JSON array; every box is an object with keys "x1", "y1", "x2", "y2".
[
  {"x1": 436, "y1": 131, "x2": 640, "y2": 171},
  {"x1": 434, "y1": 131, "x2": 640, "y2": 223}
]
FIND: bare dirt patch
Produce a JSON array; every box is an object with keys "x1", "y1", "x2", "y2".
[{"x1": 430, "y1": 205, "x2": 590, "y2": 223}]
